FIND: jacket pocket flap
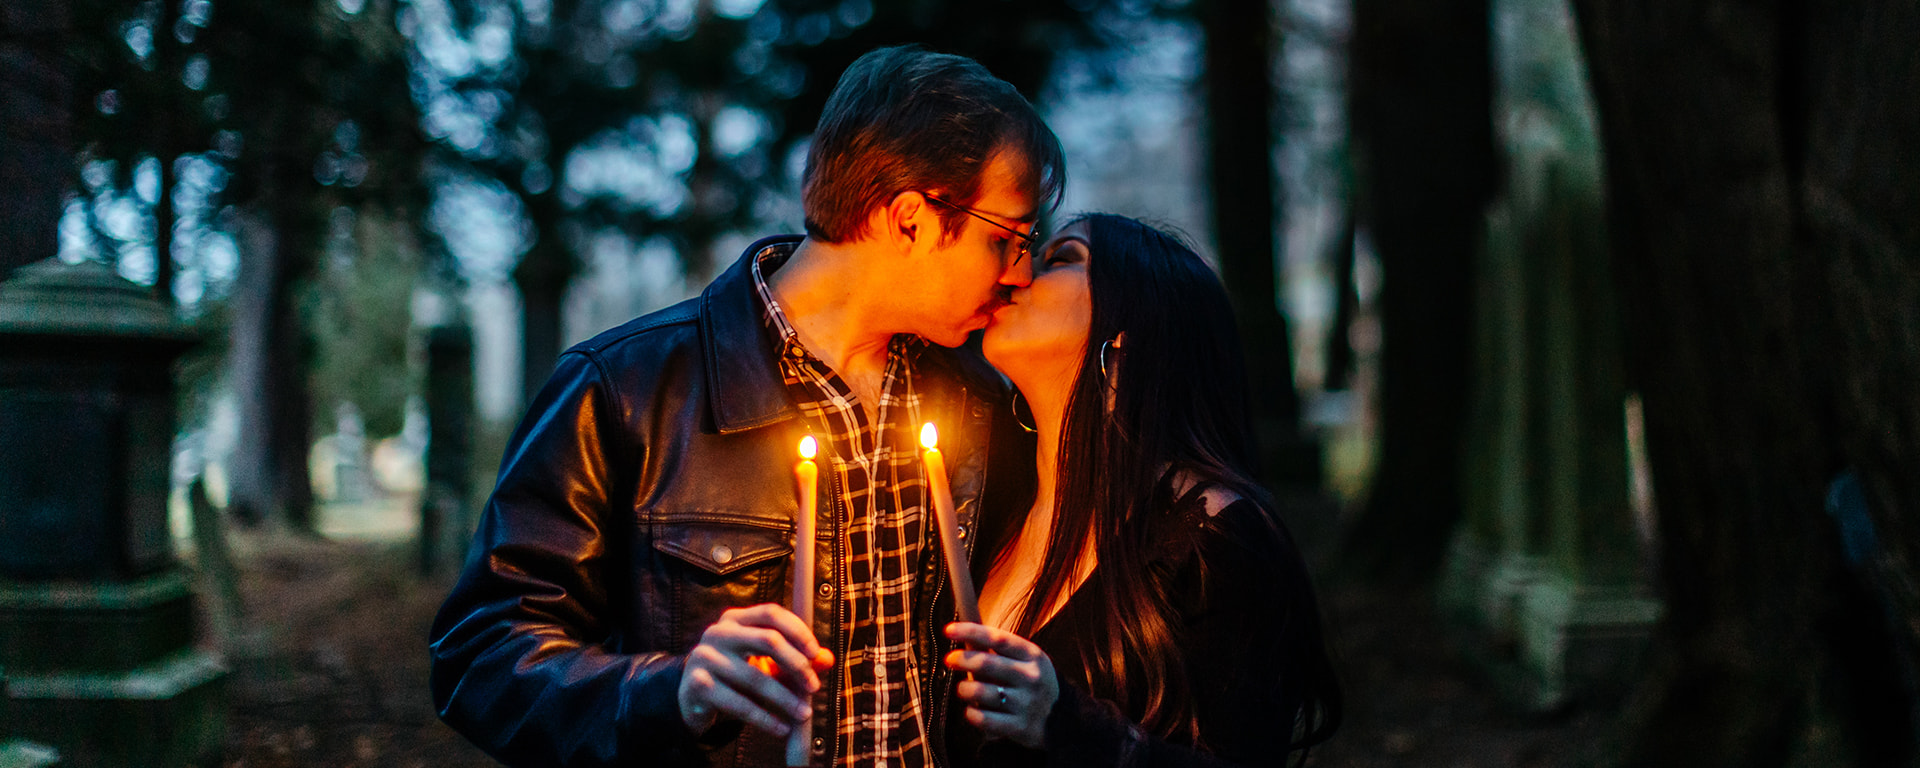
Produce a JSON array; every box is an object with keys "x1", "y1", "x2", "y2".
[{"x1": 653, "y1": 520, "x2": 792, "y2": 576}]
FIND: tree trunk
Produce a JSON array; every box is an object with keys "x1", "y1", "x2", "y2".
[
  {"x1": 0, "y1": 0, "x2": 74, "y2": 278},
  {"x1": 264, "y1": 192, "x2": 318, "y2": 533},
  {"x1": 1342, "y1": 0, "x2": 1497, "y2": 582},
  {"x1": 1200, "y1": 0, "x2": 1313, "y2": 488},
  {"x1": 513, "y1": 238, "x2": 572, "y2": 413},
  {"x1": 1321, "y1": 209, "x2": 1358, "y2": 392},
  {"x1": 1573, "y1": 0, "x2": 1920, "y2": 763},
  {"x1": 226, "y1": 207, "x2": 278, "y2": 527},
  {"x1": 512, "y1": 184, "x2": 575, "y2": 412},
  {"x1": 226, "y1": 169, "x2": 319, "y2": 534},
  {"x1": 1796, "y1": 4, "x2": 1920, "y2": 706},
  {"x1": 148, "y1": 0, "x2": 177, "y2": 307},
  {"x1": 152, "y1": 155, "x2": 175, "y2": 305}
]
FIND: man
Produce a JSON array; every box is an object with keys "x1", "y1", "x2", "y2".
[{"x1": 429, "y1": 45, "x2": 1063, "y2": 768}]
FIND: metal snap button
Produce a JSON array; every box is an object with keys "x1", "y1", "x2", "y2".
[
  {"x1": 711, "y1": 544, "x2": 733, "y2": 565},
  {"x1": 817, "y1": 582, "x2": 834, "y2": 598}
]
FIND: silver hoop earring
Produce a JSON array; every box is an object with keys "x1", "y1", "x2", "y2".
[
  {"x1": 1011, "y1": 390, "x2": 1038, "y2": 434},
  {"x1": 1098, "y1": 338, "x2": 1118, "y2": 382}
]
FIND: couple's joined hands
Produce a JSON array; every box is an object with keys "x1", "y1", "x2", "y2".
[{"x1": 677, "y1": 606, "x2": 1057, "y2": 750}]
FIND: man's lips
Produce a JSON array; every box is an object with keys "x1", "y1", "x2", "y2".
[{"x1": 982, "y1": 287, "x2": 1017, "y2": 317}]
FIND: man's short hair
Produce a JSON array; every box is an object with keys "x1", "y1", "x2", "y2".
[{"x1": 802, "y1": 45, "x2": 1066, "y2": 243}]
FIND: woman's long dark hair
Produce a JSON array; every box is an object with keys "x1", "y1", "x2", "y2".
[{"x1": 1004, "y1": 214, "x2": 1341, "y2": 760}]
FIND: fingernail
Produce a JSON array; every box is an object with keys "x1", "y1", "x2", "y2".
[{"x1": 795, "y1": 705, "x2": 812, "y2": 720}]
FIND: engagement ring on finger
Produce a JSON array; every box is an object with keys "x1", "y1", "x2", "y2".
[{"x1": 995, "y1": 685, "x2": 1008, "y2": 710}]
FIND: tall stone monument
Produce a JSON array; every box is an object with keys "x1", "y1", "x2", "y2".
[
  {"x1": 0, "y1": 259, "x2": 226, "y2": 765},
  {"x1": 1441, "y1": 0, "x2": 1662, "y2": 710},
  {"x1": 419, "y1": 321, "x2": 475, "y2": 576}
]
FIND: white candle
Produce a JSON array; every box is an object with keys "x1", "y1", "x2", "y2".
[
  {"x1": 921, "y1": 423, "x2": 981, "y2": 624},
  {"x1": 788, "y1": 435, "x2": 818, "y2": 767}
]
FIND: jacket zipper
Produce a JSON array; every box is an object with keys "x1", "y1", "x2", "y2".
[
  {"x1": 923, "y1": 389, "x2": 986, "y2": 768},
  {"x1": 827, "y1": 464, "x2": 850, "y2": 768},
  {"x1": 924, "y1": 551, "x2": 948, "y2": 768}
]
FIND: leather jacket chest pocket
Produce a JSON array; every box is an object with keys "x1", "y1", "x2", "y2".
[{"x1": 649, "y1": 515, "x2": 794, "y2": 640}]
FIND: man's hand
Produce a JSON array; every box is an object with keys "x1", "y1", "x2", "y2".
[
  {"x1": 943, "y1": 622, "x2": 1059, "y2": 749},
  {"x1": 678, "y1": 604, "x2": 835, "y2": 737}
]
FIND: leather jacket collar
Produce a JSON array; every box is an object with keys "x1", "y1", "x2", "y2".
[{"x1": 702, "y1": 235, "x2": 804, "y2": 434}]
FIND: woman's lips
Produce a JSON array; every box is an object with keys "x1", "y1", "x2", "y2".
[{"x1": 984, "y1": 302, "x2": 1013, "y2": 327}]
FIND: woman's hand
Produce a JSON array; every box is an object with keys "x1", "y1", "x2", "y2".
[{"x1": 943, "y1": 622, "x2": 1060, "y2": 749}]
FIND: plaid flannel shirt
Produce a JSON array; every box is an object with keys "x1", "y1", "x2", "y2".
[{"x1": 753, "y1": 244, "x2": 934, "y2": 768}]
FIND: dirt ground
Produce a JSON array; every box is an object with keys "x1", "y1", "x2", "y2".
[
  {"x1": 217, "y1": 533, "x2": 494, "y2": 768},
  {"x1": 213, "y1": 530, "x2": 1606, "y2": 768}
]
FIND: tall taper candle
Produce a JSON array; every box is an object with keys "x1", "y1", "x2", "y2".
[
  {"x1": 788, "y1": 436, "x2": 818, "y2": 767},
  {"x1": 920, "y1": 423, "x2": 981, "y2": 624}
]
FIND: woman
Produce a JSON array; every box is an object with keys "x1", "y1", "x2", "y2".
[{"x1": 942, "y1": 214, "x2": 1341, "y2": 767}]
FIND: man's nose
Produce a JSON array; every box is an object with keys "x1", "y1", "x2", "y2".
[{"x1": 1000, "y1": 252, "x2": 1034, "y2": 288}]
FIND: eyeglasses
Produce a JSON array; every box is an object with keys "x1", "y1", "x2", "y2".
[{"x1": 923, "y1": 192, "x2": 1038, "y2": 268}]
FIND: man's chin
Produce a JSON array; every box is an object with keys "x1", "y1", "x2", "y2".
[
  {"x1": 921, "y1": 330, "x2": 971, "y2": 349},
  {"x1": 919, "y1": 319, "x2": 991, "y2": 349}
]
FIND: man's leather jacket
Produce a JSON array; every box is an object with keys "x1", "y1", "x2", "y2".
[{"x1": 429, "y1": 236, "x2": 1018, "y2": 768}]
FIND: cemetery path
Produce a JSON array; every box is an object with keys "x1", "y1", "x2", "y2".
[{"x1": 212, "y1": 531, "x2": 1598, "y2": 767}]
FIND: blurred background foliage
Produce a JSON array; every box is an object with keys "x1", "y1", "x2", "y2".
[{"x1": 2, "y1": 0, "x2": 1917, "y2": 765}]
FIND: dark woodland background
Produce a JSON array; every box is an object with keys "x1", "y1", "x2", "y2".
[{"x1": 0, "y1": 0, "x2": 1915, "y2": 766}]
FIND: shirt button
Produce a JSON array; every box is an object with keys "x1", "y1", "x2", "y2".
[
  {"x1": 873, "y1": 662, "x2": 886, "y2": 680},
  {"x1": 710, "y1": 545, "x2": 734, "y2": 565}
]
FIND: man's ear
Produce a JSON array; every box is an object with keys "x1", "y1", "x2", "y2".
[{"x1": 882, "y1": 191, "x2": 930, "y2": 253}]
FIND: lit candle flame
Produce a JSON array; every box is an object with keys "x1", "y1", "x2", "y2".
[
  {"x1": 799, "y1": 435, "x2": 817, "y2": 459},
  {"x1": 920, "y1": 422, "x2": 938, "y2": 450}
]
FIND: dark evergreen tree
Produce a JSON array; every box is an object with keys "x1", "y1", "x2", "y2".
[
  {"x1": 1195, "y1": 0, "x2": 1314, "y2": 489},
  {"x1": 193, "y1": 0, "x2": 425, "y2": 531},
  {"x1": 1341, "y1": 0, "x2": 1497, "y2": 582}
]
